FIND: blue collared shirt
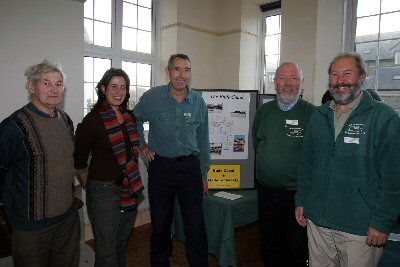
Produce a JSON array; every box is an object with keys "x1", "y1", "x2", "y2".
[{"x1": 134, "y1": 84, "x2": 210, "y2": 179}]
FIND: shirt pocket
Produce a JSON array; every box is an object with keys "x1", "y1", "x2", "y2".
[
  {"x1": 186, "y1": 117, "x2": 201, "y2": 129},
  {"x1": 153, "y1": 112, "x2": 173, "y2": 135}
]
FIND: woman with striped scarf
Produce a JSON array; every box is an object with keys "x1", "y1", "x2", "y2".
[{"x1": 74, "y1": 68, "x2": 144, "y2": 267}]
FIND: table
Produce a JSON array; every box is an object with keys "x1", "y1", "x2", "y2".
[{"x1": 172, "y1": 189, "x2": 258, "y2": 267}]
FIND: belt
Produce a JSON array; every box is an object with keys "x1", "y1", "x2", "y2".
[{"x1": 156, "y1": 154, "x2": 196, "y2": 162}]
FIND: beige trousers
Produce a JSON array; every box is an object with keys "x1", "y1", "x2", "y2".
[{"x1": 307, "y1": 220, "x2": 383, "y2": 267}]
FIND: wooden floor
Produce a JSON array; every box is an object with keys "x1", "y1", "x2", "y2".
[{"x1": 86, "y1": 221, "x2": 264, "y2": 267}]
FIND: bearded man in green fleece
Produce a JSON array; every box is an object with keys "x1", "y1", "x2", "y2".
[{"x1": 295, "y1": 52, "x2": 400, "y2": 267}]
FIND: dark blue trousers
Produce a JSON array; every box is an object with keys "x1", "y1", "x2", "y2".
[
  {"x1": 148, "y1": 155, "x2": 208, "y2": 267},
  {"x1": 257, "y1": 183, "x2": 308, "y2": 267}
]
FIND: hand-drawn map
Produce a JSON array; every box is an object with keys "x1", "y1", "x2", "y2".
[{"x1": 202, "y1": 91, "x2": 250, "y2": 160}]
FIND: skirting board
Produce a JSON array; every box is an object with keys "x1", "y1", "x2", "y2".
[{"x1": 84, "y1": 209, "x2": 151, "y2": 241}]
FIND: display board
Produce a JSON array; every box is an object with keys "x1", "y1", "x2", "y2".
[{"x1": 196, "y1": 89, "x2": 259, "y2": 189}]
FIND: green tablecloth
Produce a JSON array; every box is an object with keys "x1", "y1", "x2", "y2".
[{"x1": 172, "y1": 189, "x2": 258, "y2": 267}]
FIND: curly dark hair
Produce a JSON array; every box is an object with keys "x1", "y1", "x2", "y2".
[{"x1": 93, "y1": 68, "x2": 130, "y2": 110}]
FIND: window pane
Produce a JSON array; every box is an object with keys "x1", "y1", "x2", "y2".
[
  {"x1": 93, "y1": 58, "x2": 111, "y2": 82},
  {"x1": 379, "y1": 39, "x2": 399, "y2": 60},
  {"x1": 124, "y1": 0, "x2": 137, "y2": 4},
  {"x1": 83, "y1": 57, "x2": 110, "y2": 114},
  {"x1": 121, "y1": 61, "x2": 151, "y2": 107},
  {"x1": 128, "y1": 86, "x2": 150, "y2": 108},
  {"x1": 356, "y1": 41, "x2": 377, "y2": 90},
  {"x1": 265, "y1": 35, "x2": 280, "y2": 55},
  {"x1": 357, "y1": 0, "x2": 380, "y2": 17},
  {"x1": 94, "y1": 21, "x2": 112, "y2": 47},
  {"x1": 84, "y1": 82, "x2": 96, "y2": 110},
  {"x1": 137, "y1": 30, "x2": 152, "y2": 54},
  {"x1": 94, "y1": 0, "x2": 111, "y2": 23},
  {"x1": 123, "y1": 2, "x2": 138, "y2": 28},
  {"x1": 381, "y1": 0, "x2": 400, "y2": 13},
  {"x1": 377, "y1": 66, "x2": 400, "y2": 92},
  {"x1": 356, "y1": 41, "x2": 378, "y2": 63},
  {"x1": 137, "y1": 63, "x2": 151, "y2": 86},
  {"x1": 84, "y1": 19, "x2": 94, "y2": 45},
  {"x1": 265, "y1": 15, "x2": 280, "y2": 35},
  {"x1": 84, "y1": 57, "x2": 94, "y2": 82},
  {"x1": 122, "y1": 27, "x2": 137, "y2": 51},
  {"x1": 380, "y1": 12, "x2": 400, "y2": 35},
  {"x1": 262, "y1": 10, "x2": 281, "y2": 94},
  {"x1": 137, "y1": 86, "x2": 149, "y2": 99},
  {"x1": 356, "y1": 16, "x2": 379, "y2": 42},
  {"x1": 138, "y1": 0, "x2": 151, "y2": 8},
  {"x1": 138, "y1": 6, "x2": 152, "y2": 31},
  {"x1": 122, "y1": 61, "x2": 137, "y2": 85},
  {"x1": 264, "y1": 73, "x2": 276, "y2": 94},
  {"x1": 128, "y1": 85, "x2": 137, "y2": 107},
  {"x1": 84, "y1": 0, "x2": 93, "y2": 19},
  {"x1": 265, "y1": 55, "x2": 280, "y2": 73}
]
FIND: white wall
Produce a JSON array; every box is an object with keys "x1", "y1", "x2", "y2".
[
  {"x1": 0, "y1": 0, "x2": 83, "y2": 124},
  {"x1": 280, "y1": 0, "x2": 344, "y2": 103},
  {"x1": 313, "y1": 0, "x2": 344, "y2": 104},
  {"x1": 239, "y1": 0, "x2": 260, "y2": 91},
  {"x1": 160, "y1": 0, "x2": 260, "y2": 90}
]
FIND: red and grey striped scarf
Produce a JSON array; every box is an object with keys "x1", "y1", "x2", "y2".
[{"x1": 98, "y1": 103, "x2": 144, "y2": 211}]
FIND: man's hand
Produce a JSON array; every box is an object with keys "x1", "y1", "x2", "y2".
[
  {"x1": 203, "y1": 179, "x2": 208, "y2": 196},
  {"x1": 76, "y1": 172, "x2": 88, "y2": 187},
  {"x1": 367, "y1": 227, "x2": 388, "y2": 247},
  {"x1": 295, "y1": 207, "x2": 307, "y2": 227},
  {"x1": 139, "y1": 144, "x2": 155, "y2": 161}
]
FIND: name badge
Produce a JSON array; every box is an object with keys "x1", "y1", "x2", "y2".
[
  {"x1": 344, "y1": 137, "x2": 359, "y2": 144},
  {"x1": 286, "y1": 119, "x2": 298, "y2": 126},
  {"x1": 184, "y1": 113, "x2": 191, "y2": 118}
]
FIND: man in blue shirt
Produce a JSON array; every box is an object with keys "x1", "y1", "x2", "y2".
[{"x1": 134, "y1": 54, "x2": 210, "y2": 267}]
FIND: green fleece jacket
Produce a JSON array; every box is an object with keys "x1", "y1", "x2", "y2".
[
  {"x1": 295, "y1": 92, "x2": 400, "y2": 235},
  {"x1": 253, "y1": 99, "x2": 315, "y2": 189}
]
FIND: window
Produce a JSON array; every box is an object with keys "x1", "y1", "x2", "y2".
[
  {"x1": 260, "y1": 2, "x2": 281, "y2": 94},
  {"x1": 84, "y1": 0, "x2": 159, "y2": 115},
  {"x1": 347, "y1": 0, "x2": 400, "y2": 112}
]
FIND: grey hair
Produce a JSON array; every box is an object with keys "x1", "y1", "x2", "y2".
[
  {"x1": 24, "y1": 59, "x2": 66, "y2": 89},
  {"x1": 328, "y1": 52, "x2": 366, "y2": 76},
  {"x1": 275, "y1": 61, "x2": 304, "y2": 80}
]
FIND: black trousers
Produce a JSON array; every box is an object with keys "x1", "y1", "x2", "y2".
[
  {"x1": 257, "y1": 183, "x2": 308, "y2": 267},
  {"x1": 148, "y1": 155, "x2": 208, "y2": 267}
]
